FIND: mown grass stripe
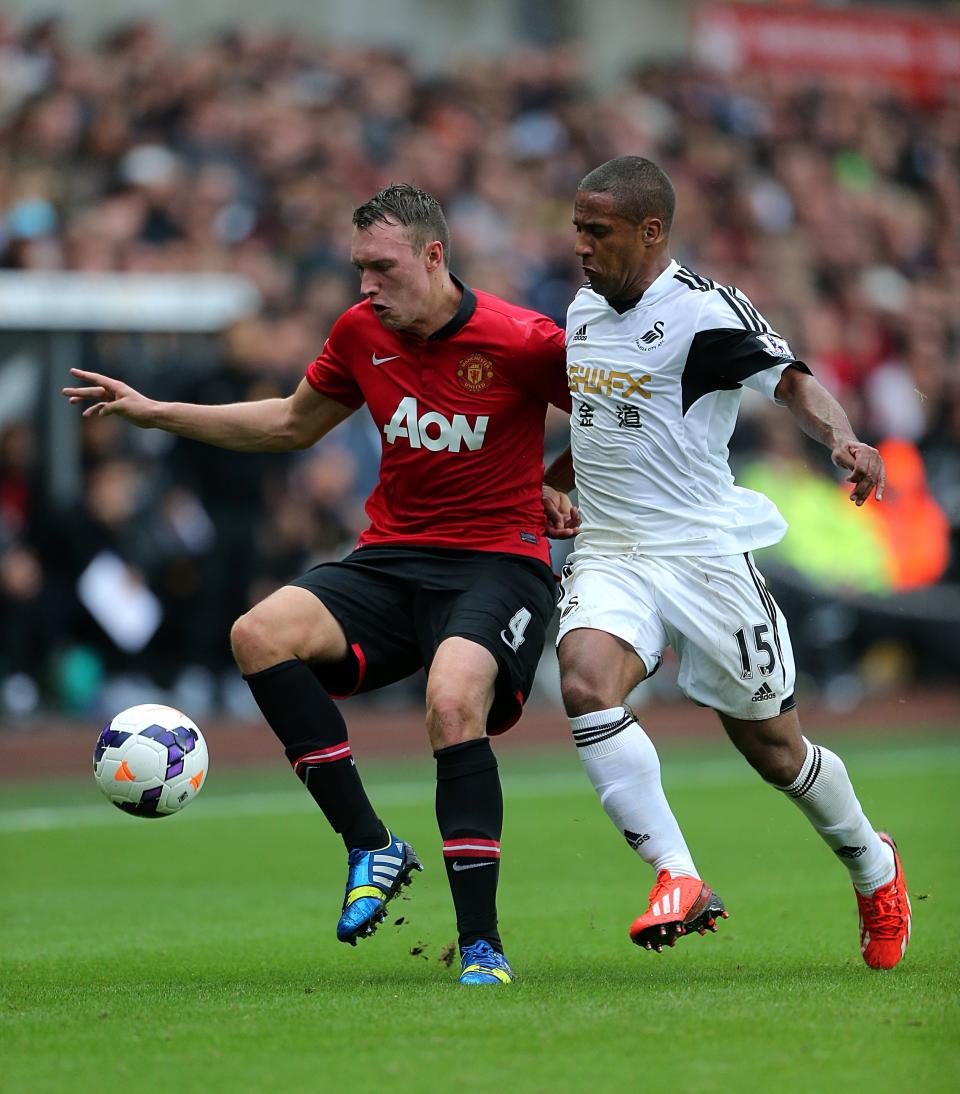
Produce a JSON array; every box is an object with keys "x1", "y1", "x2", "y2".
[{"x1": 1, "y1": 743, "x2": 957, "y2": 833}]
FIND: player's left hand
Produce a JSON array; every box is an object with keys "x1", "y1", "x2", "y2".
[
  {"x1": 542, "y1": 485, "x2": 581, "y2": 539},
  {"x1": 831, "y1": 440, "x2": 885, "y2": 505}
]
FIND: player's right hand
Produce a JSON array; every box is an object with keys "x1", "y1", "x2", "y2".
[
  {"x1": 831, "y1": 439, "x2": 885, "y2": 506},
  {"x1": 542, "y1": 485, "x2": 581, "y2": 539},
  {"x1": 62, "y1": 368, "x2": 157, "y2": 425}
]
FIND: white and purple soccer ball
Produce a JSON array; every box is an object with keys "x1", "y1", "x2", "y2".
[{"x1": 93, "y1": 704, "x2": 208, "y2": 818}]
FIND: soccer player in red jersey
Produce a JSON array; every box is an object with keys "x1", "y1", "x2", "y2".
[{"x1": 63, "y1": 185, "x2": 577, "y2": 985}]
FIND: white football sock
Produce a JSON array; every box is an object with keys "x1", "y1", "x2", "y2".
[
  {"x1": 777, "y1": 737, "x2": 895, "y2": 894},
  {"x1": 570, "y1": 706, "x2": 697, "y2": 878}
]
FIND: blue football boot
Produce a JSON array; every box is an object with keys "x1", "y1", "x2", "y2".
[
  {"x1": 336, "y1": 832, "x2": 422, "y2": 945},
  {"x1": 458, "y1": 940, "x2": 514, "y2": 985}
]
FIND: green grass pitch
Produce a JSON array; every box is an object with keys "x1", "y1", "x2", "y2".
[{"x1": 2, "y1": 735, "x2": 958, "y2": 1093}]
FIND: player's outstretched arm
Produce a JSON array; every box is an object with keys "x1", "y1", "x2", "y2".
[
  {"x1": 62, "y1": 370, "x2": 354, "y2": 453},
  {"x1": 774, "y1": 366, "x2": 885, "y2": 505}
]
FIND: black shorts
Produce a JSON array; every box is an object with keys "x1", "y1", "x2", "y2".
[{"x1": 288, "y1": 546, "x2": 557, "y2": 734}]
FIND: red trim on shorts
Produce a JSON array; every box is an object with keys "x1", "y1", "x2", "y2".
[
  {"x1": 489, "y1": 688, "x2": 526, "y2": 736},
  {"x1": 328, "y1": 642, "x2": 368, "y2": 700},
  {"x1": 351, "y1": 642, "x2": 367, "y2": 691}
]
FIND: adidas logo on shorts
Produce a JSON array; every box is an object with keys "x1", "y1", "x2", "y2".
[{"x1": 751, "y1": 682, "x2": 776, "y2": 702}]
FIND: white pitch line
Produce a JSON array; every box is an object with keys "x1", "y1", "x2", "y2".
[{"x1": 1, "y1": 745, "x2": 957, "y2": 834}]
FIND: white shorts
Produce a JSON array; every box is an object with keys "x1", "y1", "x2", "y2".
[{"x1": 556, "y1": 550, "x2": 797, "y2": 721}]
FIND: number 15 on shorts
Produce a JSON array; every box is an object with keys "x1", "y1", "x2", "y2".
[{"x1": 733, "y1": 623, "x2": 776, "y2": 680}]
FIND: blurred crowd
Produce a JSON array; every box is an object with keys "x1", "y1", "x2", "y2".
[{"x1": 1, "y1": 16, "x2": 958, "y2": 718}]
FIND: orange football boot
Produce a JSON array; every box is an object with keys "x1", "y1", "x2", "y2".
[
  {"x1": 856, "y1": 833, "x2": 911, "y2": 970},
  {"x1": 629, "y1": 870, "x2": 727, "y2": 952}
]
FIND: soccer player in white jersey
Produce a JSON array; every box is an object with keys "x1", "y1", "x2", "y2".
[{"x1": 542, "y1": 156, "x2": 911, "y2": 970}]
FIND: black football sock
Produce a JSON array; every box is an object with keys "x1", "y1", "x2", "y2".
[
  {"x1": 435, "y1": 737, "x2": 504, "y2": 954},
  {"x1": 244, "y1": 659, "x2": 388, "y2": 851}
]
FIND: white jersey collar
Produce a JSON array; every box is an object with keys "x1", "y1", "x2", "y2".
[{"x1": 626, "y1": 258, "x2": 680, "y2": 309}]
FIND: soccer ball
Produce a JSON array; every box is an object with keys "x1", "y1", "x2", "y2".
[{"x1": 93, "y1": 704, "x2": 208, "y2": 818}]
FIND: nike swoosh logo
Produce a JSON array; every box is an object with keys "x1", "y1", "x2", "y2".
[
  {"x1": 451, "y1": 861, "x2": 496, "y2": 872},
  {"x1": 371, "y1": 353, "x2": 400, "y2": 366}
]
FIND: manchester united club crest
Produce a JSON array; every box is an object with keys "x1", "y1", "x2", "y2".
[{"x1": 456, "y1": 353, "x2": 494, "y2": 393}]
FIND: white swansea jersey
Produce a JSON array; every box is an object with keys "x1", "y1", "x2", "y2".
[{"x1": 566, "y1": 259, "x2": 810, "y2": 556}]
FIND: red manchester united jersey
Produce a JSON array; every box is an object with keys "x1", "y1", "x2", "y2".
[{"x1": 305, "y1": 279, "x2": 570, "y2": 565}]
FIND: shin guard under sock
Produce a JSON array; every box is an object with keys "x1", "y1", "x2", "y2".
[
  {"x1": 776, "y1": 737, "x2": 894, "y2": 894},
  {"x1": 244, "y1": 659, "x2": 387, "y2": 851},
  {"x1": 570, "y1": 706, "x2": 698, "y2": 878},
  {"x1": 435, "y1": 737, "x2": 503, "y2": 953}
]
